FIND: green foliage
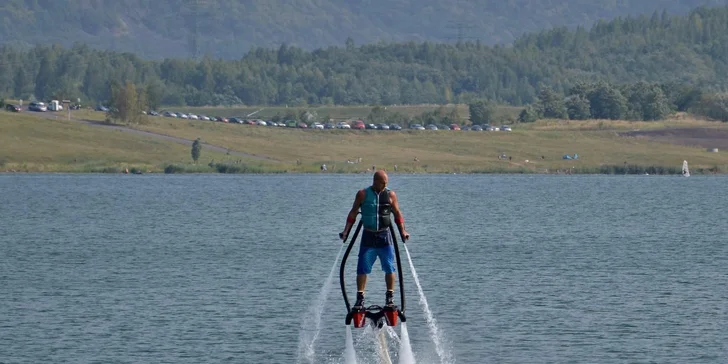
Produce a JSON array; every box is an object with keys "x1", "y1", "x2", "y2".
[
  {"x1": 621, "y1": 82, "x2": 672, "y2": 120},
  {"x1": 587, "y1": 85, "x2": 628, "y2": 120},
  {"x1": 3, "y1": 6, "x2": 728, "y2": 108},
  {"x1": 536, "y1": 87, "x2": 567, "y2": 119},
  {"x1": 693, "y1": 92, "x2": 728, "y2": 121},
  {"x1": 214, "y1": 163, "x2": 265, "y2": 174},
  {"x1": 191, "y1": 138, "x2": 201, "y2": 163},
  {"x1": 469, "y1": 100, "x2": 496, "y2": 124},
  {"x1": 368, "y1": 106, "x2": 388, "y2": 124},
  {"x1": 566, "y1": 95, "x2": 591, "y2": 120},
  {"x1": 108, "y1": 81, "x2": 147, "y2": 124},
  {"x1": 0, "y1": 1, "x2": 722, "y2": 59},
  {"x1": 518, "y1": 105, "x2": 540, "y2": 123}
]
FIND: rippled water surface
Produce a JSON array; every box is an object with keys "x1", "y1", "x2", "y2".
[{"x1": 2, "y1": 174, "x2": 726, "y2": 363}]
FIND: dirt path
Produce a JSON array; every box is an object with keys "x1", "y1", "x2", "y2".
[
  {"x1": 620, "y1": 127, "x2": 728, "y2": 150},
  {"x1": 32, "y1": 111, "x2": 279, "y2": 162}
]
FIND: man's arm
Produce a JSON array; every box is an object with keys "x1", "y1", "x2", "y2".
[
  {"x1": 340, "y1": 190, "x2": 365, "y2": 240},
  {"x1": 390, "y1": 191, "x2": 410, "y2": 240}
]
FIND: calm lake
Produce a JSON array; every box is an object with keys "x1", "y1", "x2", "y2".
[{"x1": 1, "y1": 174, "x2": 726, "y2": 363}]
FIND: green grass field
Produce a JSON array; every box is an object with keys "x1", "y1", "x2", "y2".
[
  {"x1": 0, "y1": 111, "x2": 232, "y2": 172},
  {"x1": 4, "y1": 107, "x2": 728, "y2": 174}
]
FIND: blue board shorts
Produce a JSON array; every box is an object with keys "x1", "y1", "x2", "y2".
[{"x1": 357, "y1": 229, "x2": 396, "y2": 275}]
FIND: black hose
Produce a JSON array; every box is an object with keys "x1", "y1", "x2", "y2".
[
  {"x1": 339, "y1": 220, "x2": 362, "y2": 313},
  {"x1": 389, "y1": 224, "x2": 406, "y2": 315}
]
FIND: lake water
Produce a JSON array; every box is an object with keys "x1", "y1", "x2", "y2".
[{"x1": 1, "y1": 174, "x2": 726, "y2": 364}]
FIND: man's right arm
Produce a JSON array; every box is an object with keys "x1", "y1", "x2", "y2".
[{"x1": 340, "y1": 190, "x2": 365, "y2": 240}]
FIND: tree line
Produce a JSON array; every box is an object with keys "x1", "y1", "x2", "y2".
[
  {"x1": 1, "y1": 0, "x2": 719, "y2": 59},
  {"x1": 2, "y1": 5, "x2": 728, "y2": 120}
]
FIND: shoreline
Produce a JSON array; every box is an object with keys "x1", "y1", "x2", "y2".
[{"x1": 0, "y1": 166, "x2": 718, "y2": 175}]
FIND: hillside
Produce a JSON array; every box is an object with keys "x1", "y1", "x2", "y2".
[
  {"x1": 0, "y1": 111, "x2": 229, "y2": 172},
  {"x1": 3, "y1": 5, "x2": 728, "y2": 109},
  {"x1": 3, "y1": 109, "x2": 728, "y2": 174},
  {"x1": 0, "y1": 0, "x2": 724, "y2": 59}
]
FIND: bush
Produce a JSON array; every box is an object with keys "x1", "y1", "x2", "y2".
[
  {"x1": 214, "y1": 163, "x2": 265, "y2": 174},
  {"x1": 164, "y1": 164, "x2": 186, "y2": 174}
]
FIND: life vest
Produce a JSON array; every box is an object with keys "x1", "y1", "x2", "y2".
[{"x1": 361, "y1": 186, "x2": 392, "y2": 231}]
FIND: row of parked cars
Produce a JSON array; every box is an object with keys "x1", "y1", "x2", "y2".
[
  {"x1": 153, "y1": 110, "x2": 513, "y2": 131},
  {"x1": 4, "y1": 102, "x2": 50, "y2": 112}
]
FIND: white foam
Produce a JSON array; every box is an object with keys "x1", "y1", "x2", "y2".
[
  {"x1": 404, "y1": 245, "x2": 454, "y2": 364},
  {"x1": 297, "y1": 245, "x2": 345, "y2": 364}
]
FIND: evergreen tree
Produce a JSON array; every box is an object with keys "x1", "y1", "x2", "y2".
[{"x1": 191, "y1": 138, "x2": 202, "y2": 163}]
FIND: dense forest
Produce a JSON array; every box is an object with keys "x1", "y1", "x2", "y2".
[
  {"x1": 2, "y1": 5, "x2": 728, "y2": 119},
  {"x1": 0, "y1": 0, "x2": 723, "y2": 59}
]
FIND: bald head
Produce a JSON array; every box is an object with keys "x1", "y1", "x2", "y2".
[{"x1": 372, "y1": 170, "x2": 388, "y2": 191}]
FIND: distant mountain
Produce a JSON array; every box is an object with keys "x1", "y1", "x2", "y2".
[{"x1": 0, "y1": 0, "x2": 724, "y2": 59}]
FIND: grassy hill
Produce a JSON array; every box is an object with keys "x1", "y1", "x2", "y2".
[
  {"x1": 3, "y1": 109, "x2": 727, "y2": 174},
  {"x1": 0, "y1": 111, "x2": 230, "y2": 172},
  {"x1": 0, "y1": 0, "x2": 724, "y2": 59}
]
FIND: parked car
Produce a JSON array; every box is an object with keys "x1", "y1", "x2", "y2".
[
  {"x1": 500, "y1": 125, "x2": 512, "y2": 131},
  {"x1": 256, "y1": 120, "x2": 267, "y2": 126},
  {"x1": 365, "y1": 123, "x2": 377, "y2": 130},
  {"x1": 28, "y1": 102, "x2": 48, "y2": 112},
  {"x1": 352, "y1": 121, "x2": 366, "y2": 130},
  {"x1": 377, "y1": 123, "x2": 390, "y2": 130},
  {"x1": 95, "y1": 105, "x2": 109, "y2": 112},
  {"x1": 426, "y1": 124, "x2": 438, "y2": 130},
  {"x1": 450, "y1": 124, "x2": 461, "y2": 131},
  {"x1": 410, "y1": 123, "x2": 425, "y2": 130},
  {"x1": 324, "y1": 122, "x2": 336, "y2": 129},
  {"x1": 336, "y1": 122, "x2": 351, "y2": 129},
  {"x1": 5, "y1": 104, "x2": 21, "y2": 112},
  {"x1": 471, "y1": 125, "x2": 483, "y2": 131},
  {"x1": 297, "y1": 122, "x2": 308, "y2": 128},
  {"x1": 286, "y1": 120, "x2": 298, "y2": 128},
  {"x1": 311, "y1": 122, "x2": 324, "y2": 129},
  {"x1": 389, "y1": 123, "x2": 402, "y2": 130}
]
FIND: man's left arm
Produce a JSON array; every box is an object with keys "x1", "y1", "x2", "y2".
[{"x1": 390, "y1": 191, "x2": 410, "y2": 240}]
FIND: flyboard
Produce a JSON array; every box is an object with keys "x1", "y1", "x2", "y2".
[{"x1": 339, "y1": 218, "x2": 407, "y2": 329}]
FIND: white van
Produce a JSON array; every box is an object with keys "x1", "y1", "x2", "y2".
[{"x1": 48, "y1": 100, "x2": 63, "y2": 111}]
